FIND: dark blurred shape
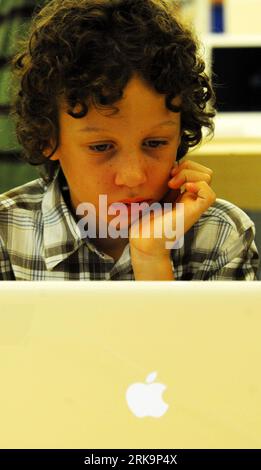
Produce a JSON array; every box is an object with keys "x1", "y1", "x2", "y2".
[
  {"x1": 0, "y1": 0, "x2": 45, "y2": 191},
  {"x1": 212, "y1": 47, "x2": 261, "y2": 112}
]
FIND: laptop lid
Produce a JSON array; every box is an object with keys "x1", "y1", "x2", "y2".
[{"x1": 0, "y1": 281, "x2": 260, "y2": 449}]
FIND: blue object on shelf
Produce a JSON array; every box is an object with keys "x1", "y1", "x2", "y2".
[{"x1": 211, "y1": 5, "x2": 224, "y2": 33}]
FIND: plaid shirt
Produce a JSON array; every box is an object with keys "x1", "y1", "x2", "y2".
[{"x1": 0, "y1": 169, "x2": 259, "y2": 280}]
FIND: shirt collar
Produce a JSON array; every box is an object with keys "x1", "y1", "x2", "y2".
[
  {"x1": 41, "y1": 168, "x2": 129, "y2": 270},
  {"x1": 42, "y1": 168, "x2": 85, "y2": 270}
]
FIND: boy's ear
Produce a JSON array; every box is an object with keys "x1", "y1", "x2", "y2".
[
  {"x1": 43, "y1": 144, "x2": 60, "y2": 161},
  {"x1": 176, "y1": 133, "x2": 183, "y2": 161},
  {"x1": 49, "y1": 153, "x2": 60, "y2": 161},
  {"x1": 178, "y1": 129, "x2": 182, "y2": 146}
]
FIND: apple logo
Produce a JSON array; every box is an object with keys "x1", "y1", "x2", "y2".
[{"x1": 126, "y1": 371, "x2": 169, "y2": 418}]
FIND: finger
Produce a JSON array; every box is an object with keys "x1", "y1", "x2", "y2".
[
  {"x1": 171, "y1": 160, "x2": 213, "y2": 175},
  {"x1": 168, "y1": 169, "x2": 212, "y2": 188},
  {"x1": 157, "y1": 182, "x2": 214, "y2": 245},
  {"x1": 171, "y1": 160, "x2": 213, "y2": 178},
  {"x1": 183, "y1": 181, "x2": 216, "y2": 210},
  {"x1": 172, "y1": 181, "x2": 216, "y2": 236}
]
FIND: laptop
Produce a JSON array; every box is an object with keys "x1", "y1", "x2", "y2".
[
  {"x1": 0, "y1": 281, "x2": 260, "y2": 449},
  {"x1": 202, "y1": 34, "x2": 261, "y2": 139}
]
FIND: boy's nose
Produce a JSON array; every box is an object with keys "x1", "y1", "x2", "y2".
[{"x1": 114, "y1": 155, "x2": 147, "y2": 188}]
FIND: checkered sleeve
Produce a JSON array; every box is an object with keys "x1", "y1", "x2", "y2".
[
  {"x1": 182, "y1": 199, "x2": 260, "y2": 281},
  {"x1": 0, "y1": 233, "x2": 14, "y2": 280},
  {"x1": 205, "y1": 218, "x2": 259, "y2": 281}
]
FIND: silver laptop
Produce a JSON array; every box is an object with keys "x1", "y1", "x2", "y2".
[{"x1": 0, "y1": 281, "x2": 260, "y2": 449}]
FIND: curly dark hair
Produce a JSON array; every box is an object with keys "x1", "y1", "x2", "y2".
[{"x1": 11, "y1": 0, "x2": 216, "y2": 182}]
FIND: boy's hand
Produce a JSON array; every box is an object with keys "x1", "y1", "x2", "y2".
[
  {"x1": 129, "y1": 160, "x2": 216, "y2": 260},
  {"x1": 168, "y1": 159, "x2": 213, "y2": 194}
]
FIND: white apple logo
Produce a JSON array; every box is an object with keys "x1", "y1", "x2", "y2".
[{"x1": 126, "y1": 371, "x2": 169, "y2": 418}]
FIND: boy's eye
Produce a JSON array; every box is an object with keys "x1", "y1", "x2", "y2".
[
  {"x1": 89, "y1": 143, "x2": 112, "y2": 153},
  {"x1": 145, "y1": 140, "x2": 168, "y2": 148},
  {"x1": 88, "y1": 140, "x2": 169, "y2": 153}
]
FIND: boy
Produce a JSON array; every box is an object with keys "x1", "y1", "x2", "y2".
[{"x1": 0, "y1": 0, "x2": 259, "y2": 280}]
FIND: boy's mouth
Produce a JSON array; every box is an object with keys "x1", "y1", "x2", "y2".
[
  {"x1": 114, "y1": 198, "x2": 153, "y2": 205},
  {"x1": 110, "y1": 199, "x2": 154, "y2": 210}
]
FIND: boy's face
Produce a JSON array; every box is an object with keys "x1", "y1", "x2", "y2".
[{"x1": 51, "y1": 75, "x2": 181, "y2": 229}]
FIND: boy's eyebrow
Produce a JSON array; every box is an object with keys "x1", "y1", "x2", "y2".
[{"x1": 78, "y1": 120, "x2": 179, "y2": 133}]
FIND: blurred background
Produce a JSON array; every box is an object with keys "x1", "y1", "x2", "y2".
[
  {"x1": 0, "y1": 0, "x2": 45, "y2": 188},
  {"x1": 0, "y1": 0, "x2": 260, "y2": 278}
]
